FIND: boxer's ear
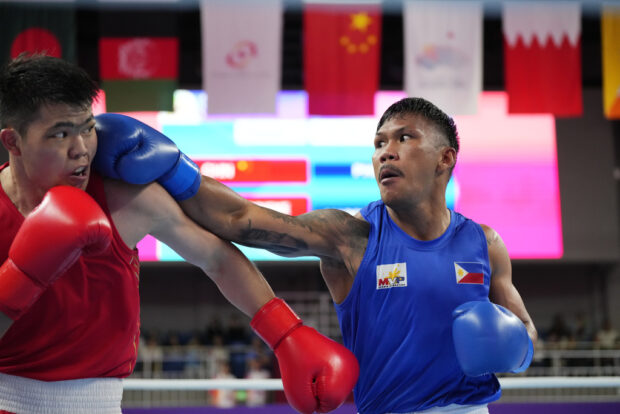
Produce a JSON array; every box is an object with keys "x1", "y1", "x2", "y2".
[{"x1": 0, "y1": 128, "x2": 21, "y2": 156}]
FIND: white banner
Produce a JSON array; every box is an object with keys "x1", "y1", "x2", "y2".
[
  {"x1": 201, "y1": 0, "x2": 282, "y2": 114},
  {"x1": 403, "y1": 1, "x2": 482, "y2": 116}
]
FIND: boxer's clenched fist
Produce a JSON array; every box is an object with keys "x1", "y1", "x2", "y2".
[
  {"x1": 251, "y1": 298, "x2": 359, "y2": 413},
  {"x1": 452, "y1": 301, "x2": 534, "y2": 377},
  {"x1": 95, "y1": 113, "x2": 200, "y2": 201}
]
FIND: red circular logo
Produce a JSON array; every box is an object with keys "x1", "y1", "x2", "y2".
[
  {"x1": 226, "y1": 41, "x2": 258, "y2": 69},
  {"x1": 11, "y1": 28, "x2": 62, "y2": 58}
]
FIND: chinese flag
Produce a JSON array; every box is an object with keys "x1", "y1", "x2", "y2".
[{"x1": 304, "y1": 4, "x2": 381, "y2": 116}]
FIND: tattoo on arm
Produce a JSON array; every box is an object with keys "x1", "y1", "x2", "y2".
[
  {"x1": 238, "y1": 220, "x2": 310, "y2": 255},
  {"x1": 235, "y1": 208, "x2": 320, "y2": 256},
  {"x1": 233, "y1": 208, "x2": 370, "y2": 260}
]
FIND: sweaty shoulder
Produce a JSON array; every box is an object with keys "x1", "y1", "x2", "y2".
[
  {"x1": 479, "y1": 223, "x2": 501, "y2": 248},
  {"x1": 477, "y1": 223, "x2": 511, "y2": 277}
]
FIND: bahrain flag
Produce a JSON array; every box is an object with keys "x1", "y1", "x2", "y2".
[{"x1": 503, "y1": 2, "x2": 582, "y2": 117}]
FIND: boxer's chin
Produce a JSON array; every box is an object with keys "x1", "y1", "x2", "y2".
[{"x1": 67, "y1": 173, "x2": 89, "y2": 190}]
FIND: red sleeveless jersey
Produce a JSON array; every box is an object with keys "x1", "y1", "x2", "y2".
[{"x1": 0, "y1": 163, "x2": 140, "y2": 380}]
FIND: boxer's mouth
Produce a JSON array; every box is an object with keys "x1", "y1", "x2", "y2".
[
  {"x1": 379, "y1": 165, "x2": 403, "y2": 182},
  {"x1": 72, "y1": 166, "x2": 88, "y2": 176}
]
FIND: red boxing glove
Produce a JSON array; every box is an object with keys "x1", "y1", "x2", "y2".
[
  {"x1": 0, "y1": 186, "x2": 112, "y2": 320},
  {"x1": 251, "y1": 298, "x2": 359, "y2": 414}
]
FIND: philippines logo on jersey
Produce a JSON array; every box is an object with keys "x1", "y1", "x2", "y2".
[
  {"x1": 376, "y1": 262, "x2": 407, "y2": 289},
  {"x1": 454, "y1": 262, "x2": 484, "y2": 284}
]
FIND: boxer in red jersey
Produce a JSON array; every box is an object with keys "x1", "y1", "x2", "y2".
[{"x1": 0, "y1": 55, "x2": 358, "y2": 414}]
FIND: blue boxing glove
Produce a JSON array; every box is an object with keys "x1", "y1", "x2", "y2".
[
  {"x1": 452, "y1": 301, "x2": 533, "y2": 377},
  {"x1": 94, "y1": 113, "x2": 201, "y2": 200}
]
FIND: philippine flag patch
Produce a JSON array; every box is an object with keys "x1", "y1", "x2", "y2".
[
  {"x1": 376, "y1": 262, "x2": 408, "y2": 290},
  {"x1": 454, "y1": 262, "x2": 484, "y2": 284}
]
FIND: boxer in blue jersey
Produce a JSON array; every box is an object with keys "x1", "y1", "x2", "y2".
[{"x1": 96, "y1": 97, "x2": 538, "y2": 414}]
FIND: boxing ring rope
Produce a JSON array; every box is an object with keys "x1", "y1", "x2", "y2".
[
  {"x1": 122, "y1": 377, "x2": 620, "y2": 391},
  {"x1": 124, "y1": 378, "x2": 283, "y2": 391}
]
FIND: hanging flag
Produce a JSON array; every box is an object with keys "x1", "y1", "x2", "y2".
[
  {"x1": 99, "y1": 10, "x2": 178, "y2": 112},
  {"x1": 601, "y1": 4, "x2": 620, "y2": 119},
  {"x1": 503, "y1": 1, "x2": 582, "y2": 117},
  {"x1": 304, "y1": 2, "x2": 381, "y2": 116},
  {"x1": 403, "y1": 1, "x2": 482, "y2": 116},
  {"x1": 201, "y1": 0, "x2": 282, "y2": 115},
  {"x1": 0, "y1": 2, "x2": 75, "y2": 64}
]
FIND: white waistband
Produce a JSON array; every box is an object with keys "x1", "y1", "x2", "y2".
[
  {"x1": 384, "y1": 404, "x2": 489, "y2": 414},
  {"x1": 0, "y1": 372, "x2": 123, "y2": 414}
]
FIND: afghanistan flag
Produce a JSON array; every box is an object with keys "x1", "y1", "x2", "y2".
[
  {"x1": 99, "y1": 10, "x2": 178, "y2": 112},
  {"x1": 0, "y1": 2, "x2": 75, "y2": 65}
]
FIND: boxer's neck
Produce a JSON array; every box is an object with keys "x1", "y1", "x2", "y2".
[{"x1": 0, "y1": 164, "x2": 46, "y2": 217}]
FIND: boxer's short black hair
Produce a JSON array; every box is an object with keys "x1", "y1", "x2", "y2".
[
  {"x1": 0, "y1": 54, "x2": 99, "y2": 135},
  {"x1": 376, "y1": 97, "x2": 460, "y2": 155}
]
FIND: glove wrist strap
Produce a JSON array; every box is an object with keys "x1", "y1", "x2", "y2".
[
  {"x1": 0, "y1": 260, "x2": 45, "y2": 320},
  {"x1": 159, "y1": 153, "x2": 201, "y2": 201},
  {"x1": 511, "y1": 337, "x2": 534, "y2": 373},
  {"x1": 250, "y1": 297, "x2": 302, "y2": 350}
]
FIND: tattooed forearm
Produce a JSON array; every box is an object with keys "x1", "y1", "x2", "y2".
[
  {"x1": 236, "y1": 239, "x2": 304, "y2": 256},
  {"x1": 238, "y1": 219, "x2": 310, "y2": 256},
  {"x1": 227, "y1": 206, "x2": 369, "y2": 260},
  {"x1": 265, "y1": 208, "x2": 312, "y2": 228}
]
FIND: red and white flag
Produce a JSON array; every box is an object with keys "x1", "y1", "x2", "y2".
[
  {"x1": 201, "y1": 0, "x2": 282, "y2": 114},
  {"x1": 503, "y1": 1, "x2": 582, "y2": 116},
  {"x1": 404, "y1": 1, "x2": 482, "y2": 116}
]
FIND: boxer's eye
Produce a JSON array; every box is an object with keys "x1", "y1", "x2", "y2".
[
  {"x1": 82, "y1": 125, "x2": 95, "y2": 135},
  {"x1": 50, "y1": 131, "x2": 67, "y2": 139}
]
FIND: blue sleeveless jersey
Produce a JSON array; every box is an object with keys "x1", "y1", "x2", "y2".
[{"x1": 335, "y1": 200, "x2": 501, "y2": 414}]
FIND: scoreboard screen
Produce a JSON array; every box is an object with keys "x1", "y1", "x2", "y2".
[{"x1": 95, "y1": 90, "x2": 562, "y2": 261}]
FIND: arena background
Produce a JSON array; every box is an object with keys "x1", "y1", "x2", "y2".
[{"x1": 0, "y1": 0, "x2": 618, "y2": 412}]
